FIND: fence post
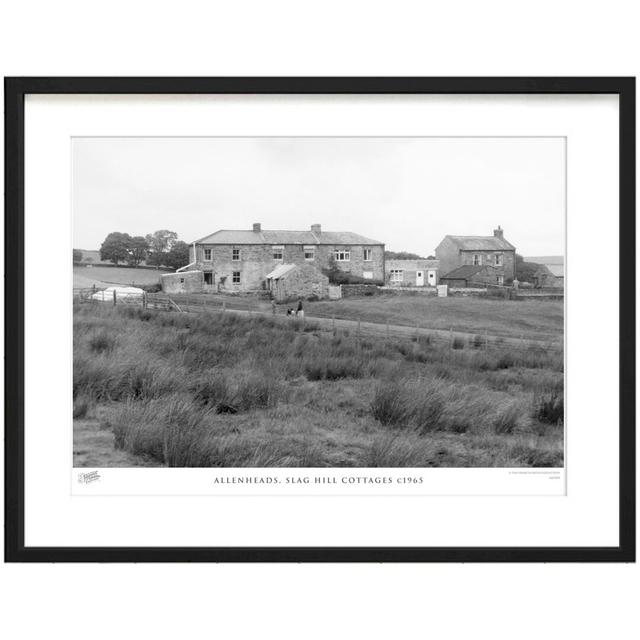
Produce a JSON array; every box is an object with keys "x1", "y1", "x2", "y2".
[
  {"x1": 332, "y1": 315, "x2": 335, "y2": 334},
  {"x1": 357, "y1": 318, "x2": 361, "y2": 341},
  {"x1": 143, "y1": 292, "x2": 147, "y2": 309},
  {"x1": 113, "y1": 289, "x2": 117, "y2": 306},
  {"x1": 416, "y1": 321, "x2": 419, "y2": 343},
  {"x1": 484, "y1": 329, "x2": 488, "y2": 350},
  {"x1": 222, "y1": 301, "x2": 226, "y2": 313},
  {"x1": 449, "y1": 327, "x2": 453, "y2": 349},
  {"x1": 386, "y1": 320, "x2": 389, "y2": 341}
]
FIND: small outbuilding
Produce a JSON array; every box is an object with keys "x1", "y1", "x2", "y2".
[
  {"x1": 439, "y1": 264, "x2": 505, "y2": 288},
  {"x1": 161, "y1": 270, "x2": 204, "y2": 294},
  {"x1": 265, "y1": 263, "x2": 329, "y2": 301},
  {"x1": 386, "y1": 259, "x2": 439, "y2": 287}
]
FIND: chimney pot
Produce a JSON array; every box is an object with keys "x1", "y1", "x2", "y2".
[
  {"x1": 253, "y1": 223, "x2": 261, "y2": 233},
  {"x1": 311, "y1": 224, "x2": 321, "y2": 234},
  {"x1": 493, "y1": 225, "x2": 503, "y2": 239}
]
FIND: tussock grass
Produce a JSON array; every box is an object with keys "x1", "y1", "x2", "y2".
[{"x1": 74, "y1": 303, "x2": 564, "y2": 467}]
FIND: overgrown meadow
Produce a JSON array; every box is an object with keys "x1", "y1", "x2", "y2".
[{"x1": 73, "y1": 303, "x2": 564, "y2": 467}]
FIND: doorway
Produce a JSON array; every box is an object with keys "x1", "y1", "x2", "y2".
[
  {"x1": 416, "y1": 270, "x2": 424, "y2": 286},
  {"x1": 427, "y1": 270, "x2": 436, "y2": 286}
]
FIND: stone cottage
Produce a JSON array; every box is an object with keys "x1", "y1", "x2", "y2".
[
  {"x1": 181, "y1": 223, "x2": 385, "y2": 292},
  {"x1": 266, "y1": 263, "x2": 329, "y2": 301},
  {"x1": 435, "y1": 226, "x2": 516, "y2": 286},
  {"x1": 385, "y1": 259, "x2": 439, "y2": 287}
]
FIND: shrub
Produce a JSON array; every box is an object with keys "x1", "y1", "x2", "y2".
[
  {"x1": 451, "y1": 337, "x2": 465, "y2": 350},
  {"x1": 371, "y1": 384, "x2": 411, "y2": 426},
  {"x1": 532, "y1": 390, "x2": 564, "y2": 424},
  {"x1": 88, "y1": 330, "x2": 117, "y2": 354},
  {"x1": 493, "y1": 402, "x2": 521, "y2": 435},
  {"x1": 73, "y1": 395, "x2": 91, "y2": 419}
]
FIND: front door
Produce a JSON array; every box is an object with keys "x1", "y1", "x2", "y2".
[
  {"x1": 427, "y1": 270, "x2": 436, "y2": 286},
  {"x1": 416, "y1": 271, "x2": 424, "y2": 286}
]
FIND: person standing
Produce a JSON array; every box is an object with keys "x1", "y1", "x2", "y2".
[
  {"x1": 271, "y1": 299, "x2": 277, "y2": 315},
  {"x1": 296, "y1": 298, "x2": 304, "y2": 318}
]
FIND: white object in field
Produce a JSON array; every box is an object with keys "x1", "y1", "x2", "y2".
[
  {"x1": 437, "y1": 284, "x2": 448, "y2": 297},
  {"x1": 91, "y1": 286, "x2": 145, "y2": 302}
]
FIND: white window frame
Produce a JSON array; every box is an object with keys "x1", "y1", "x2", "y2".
[
  {"x1": 495, "y1": 253, "x2": 503, "y2": 266},
  {"x1": 473, "y1": 254, "x2": 481, "y2": 266},
  {"x1": 232, "y1": 248, "x2": 241, "y2": 261},
  {"x1": 272, "y1": 245, "x2": 284, "y2": 261},
  {"x1": 303, "y1": 245, "x2": 315, "y2": 260},
  {"x1": 203, "y1": 248, "x2": 212, "y2": 261},
  {"x1": 363, "y1": 248, "x2": 372, "y2": 261},
  {"x1": 232, "y1": 271, "x2": 241, "y2": 284},
  {"x1": 390, "y1": 269, "x2": 403, "y2": 283},
  {"x1": 334, "y1": 249, "x2": 351, "y2": 262}
]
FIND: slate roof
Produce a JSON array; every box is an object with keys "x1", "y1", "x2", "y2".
[
  {"x1": 265, "y1": 264, "x2": 297, "y2": 279},
  {"x1": 440, "y1": 265, "x2": 492, "y2": 279},
  {"x1": 194, "y1": 229, "x2": 384, "y2": 245},
  {"x1": 445, "y1": 235, "x2": 515, "y2": 251}
]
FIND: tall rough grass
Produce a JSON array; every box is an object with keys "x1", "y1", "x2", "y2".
[{"x1": 74, "y1": 303, "x2": 564, "y2": 467}]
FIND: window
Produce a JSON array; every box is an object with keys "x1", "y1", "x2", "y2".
[
  {"x1": 472, "y1": 254, "x2": 481, "y2": 266},
  {"x1": 232, "y1": 271, "x2": 241, "y2": 284},
  {"x1": 495, "y1": 253, "x2": 503, "y2": 266},
  {"x1": 272, "y1": 246, "x2": 284, "y2": 261},
  {"x1": 363, "y1": 271, "x2": 373, "y2": 280},
  {"x1": 496, "y1": 275, "x2": 504, "y2": 286},
  {"x1": 390, "y1": 269, "x2": 403, "y2": 283},
  {"x1": 363, "y1": 248, "x2": 372, "y2": 261},
  {"x1": 334, "y1": 249, "x2": 351, "y2": 262},
  {"x1": 179, "y1": 277, "x2": 185, "y2": 284},
  {"x1": 232, "y1": 248, "x2": 240, "y2": 261},
  {"x1": 303, "y1": 246, "x2": 315, "y2": 260},
  {"x1": 203, "y1": 248, "x2": 212, "y2": 261}
]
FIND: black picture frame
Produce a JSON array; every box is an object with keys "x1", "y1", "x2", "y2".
[{"x1": 4, "y1": 77, "x2": 635, "y2": 563}]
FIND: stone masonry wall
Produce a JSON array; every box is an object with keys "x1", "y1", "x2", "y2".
[{"x1": 191, "y1": 242, "x2": 384, "y2": 292}]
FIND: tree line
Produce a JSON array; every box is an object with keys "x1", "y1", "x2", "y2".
[{"x1": 74, "y1": 230, "x2": 190, "y2": 270}]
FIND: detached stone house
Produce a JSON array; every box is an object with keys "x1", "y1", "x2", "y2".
[
  {"x1": 385, "y1": 259, "x2": 439, "y2": 287},
  {"x1": 435, "y1": 226, "x2": 516, "y2": 286},
  {"x1": 182, "y1": 223, "x2": 385, "y2": 292}
]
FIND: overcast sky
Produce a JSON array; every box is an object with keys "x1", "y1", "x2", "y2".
[{"x1": 73, "y1": 137, "x2": 565, "y2": 257}]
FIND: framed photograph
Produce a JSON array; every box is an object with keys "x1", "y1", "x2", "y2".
[{"x1": 4, "y1": 77, "x2": 635, "y2": 562}]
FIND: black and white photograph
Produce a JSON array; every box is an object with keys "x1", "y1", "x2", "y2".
[{"x1": 72, "y1": 136, "x2": 565, "y2": 469}]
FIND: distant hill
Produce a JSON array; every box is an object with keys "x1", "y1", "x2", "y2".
[{"x1": 524, "y1": 255, "x2": 564, "y2": 278}]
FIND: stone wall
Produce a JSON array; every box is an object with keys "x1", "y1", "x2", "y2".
[
  {"x1": 190, "y1": 242, "x2": 384, "y2": 292},
  {"x1": 161, "y1": 270, "x2": 204, "y2": 294},
  {"x1": 269, "y1": 264, "x2": 329, "y2": 301},
  {"x1": 340, "y1": 284, "x2": 381, "y2": 298}
]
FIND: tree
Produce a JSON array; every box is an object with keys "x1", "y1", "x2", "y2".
[
  {"x1": 145, "y1": 230, "x2": 178, "y2": 265},
  {"x1": 164, "y1": 241, "x2": 190, "y2": 270},
  {"x1": 385, "y1": 250, "x2": 427, "y2": 260},
  {"x1": 100, "y1": 232, "x2": 132, "y2": 265},
  {"x1": 515, "y1": 253, "x2": 540, "y2": 283},
  {"x1": 127, "y1": 236, "x2": 149, "y2": 266},
  {"x1": 73, "y1": 249, "x2": 82, "y2": 263}
]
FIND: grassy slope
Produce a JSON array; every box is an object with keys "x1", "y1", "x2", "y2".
[
  {"x1": 74, "y1": 265, "x2": 166, "y2": 287},
  {"x1": 304, "y1": 296, "x2": 564, "y2": 341},
  {"x1": 166, "y1": 293, "x2": 563, "y2": 342},
  {"x1": 73, "y1": 304, "x2": 564, "y2": 468}
]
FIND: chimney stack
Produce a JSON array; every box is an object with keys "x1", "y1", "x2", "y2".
[
  {"x1": 253, "y1": 223, "x2": 261, "y2": 233},
  {"x1": 493, "y1": 225, "x2": 503, "y2": 239},
  {"x1": 311, "y1": 224, "x2": 321, "y2": 234}
]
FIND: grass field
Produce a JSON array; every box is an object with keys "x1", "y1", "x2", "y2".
[
  {"x1": 166, "y1": 292, "x2": 564, "y2": 342},
  {"x1": 305, "y1": 296, "x2": 564, "y2": 341},
  {"x1": 73, "y1": 303, "x2": 564, "y2": 468},
  {"x1": 74, "y1": 265, "x2": 168, "y2": 288}
]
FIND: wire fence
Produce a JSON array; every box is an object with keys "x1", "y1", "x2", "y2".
[{"x1": 73, "y1": 288, "x2": 563, "y2": 355}]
